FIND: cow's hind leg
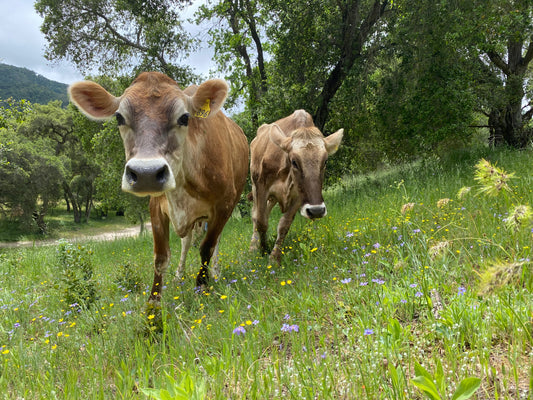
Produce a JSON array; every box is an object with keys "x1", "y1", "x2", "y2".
[
  {"x1": 196, "y1": 222, "x2": 224, "y2": 289},
  {"x1": 270, "y1": 203, "x2": 299, "y2": 265},
  {"x1": 149, "y1": 198, "x2": 171, "y2": 304},
  {"x1": 250, "y1": 185, "x2": 273, "y2": 254},
  {"x1": 175, "y1": 230, "x2": 193, "y2": 282}
]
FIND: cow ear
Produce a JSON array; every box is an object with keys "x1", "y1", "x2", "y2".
[
  {"x1": 324, "y1": 129, "x2": 343, "y2": 155},
  {"x1": 269, "y1": 124, "x2": 293, "y2": 152},
  {"x1": 68, "y1": 81, "x2": 120, "y2": 120},
  {"x1": 190, "y1": 79, "x2": 228, "y2": 119}
]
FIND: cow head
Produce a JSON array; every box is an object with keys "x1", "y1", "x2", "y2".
[
  {"x1": 68, "y1": 72, "x2": 228, "y2": 196},
  {"x1": 270, "y1": 124, "x2": 343, "y2": 219}
]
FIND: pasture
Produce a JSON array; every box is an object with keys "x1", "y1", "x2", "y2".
[{"x1": 0, "y1": 148, "x2": 532, "y2": 399}]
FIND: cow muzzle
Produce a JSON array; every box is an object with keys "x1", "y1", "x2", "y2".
[
  {"x1": 300, "y1": 203, "x2": 327, "y2": 219},
  {"x1": 122, "y1": 158, "x2": 175, "y2": 196}
]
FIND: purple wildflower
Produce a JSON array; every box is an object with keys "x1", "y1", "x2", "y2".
[
  {"x1": 233, "y1": 326, "x2": 246, "y2": 336},
  {"x1": 364, "y1": 329, "x2": 374, "y2": 336}
]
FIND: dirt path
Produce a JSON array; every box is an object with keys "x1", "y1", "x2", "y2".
[{"x1": 0, "y1": 224, "x2": 152, "y2": 249}]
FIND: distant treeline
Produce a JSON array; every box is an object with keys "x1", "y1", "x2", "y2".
[{"x1": 0, "y1": 63, "x2": 68, "y2": 105}]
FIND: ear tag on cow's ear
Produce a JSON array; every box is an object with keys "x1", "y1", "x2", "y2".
[{"x1": 194, "y1": 99, "x2": 211, "y2": 118}]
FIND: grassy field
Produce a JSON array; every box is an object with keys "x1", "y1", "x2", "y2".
[{"x1": 0, "y1": 147, "x2": 532, "y2": 399}]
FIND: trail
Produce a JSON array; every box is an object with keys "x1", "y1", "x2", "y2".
[{"x1": 0, "y1": 224, "x2": 152, "y2": 249}]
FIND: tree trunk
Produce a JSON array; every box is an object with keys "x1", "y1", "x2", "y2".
[
  {"x1": 314, "y1": 0, "x2": 388, "y2": 130},
  {"x1": 63, "y1": 183, "x2": 82, "y2": 223}
]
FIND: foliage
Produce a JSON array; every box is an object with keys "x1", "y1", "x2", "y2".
[
  {"x1": 56, "y1": 239, "x2": 97, "y2": 309},
  {"x1": 0, "y1": 99, "x2": 65, "y2": 231},
  {"x1": 411, "y1": 361, "x2": 481, "y2": 400},
  {"x1": 0, "y1": 63, "x2": 68, "y2": 105},
  {"x1": 34, "y1": 0, "x2": 199, "y2": 84},
  {"x1": 140, "y1": 372, "x2": 207, "y2": 400}
]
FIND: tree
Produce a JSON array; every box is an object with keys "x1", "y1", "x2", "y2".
[
  {"x1": 451, "y1": 0, "x2": 533, "y2": 148},
  {"x1": 18, "y1": 101, "x2": 99, "y2": 223},
  {"x1": 35, "y1": 0, "x2": 198, "y2": 83},
  {"x1": 198, "y1": 0, "x2": 390, "y2": 131},
  {"x1": 0, "y1": 99, "x2": 64, "y2": 232}
]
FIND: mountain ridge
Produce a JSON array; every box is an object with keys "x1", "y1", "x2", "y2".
[{"x1": 0, "y1": 63, "x2": 69, "y2": 105}]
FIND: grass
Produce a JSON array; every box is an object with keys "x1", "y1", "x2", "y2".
[{"x1": 0, "y1": 147, "x2": 532, "y2": 399}]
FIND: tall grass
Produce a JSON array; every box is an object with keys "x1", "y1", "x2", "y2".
[{"x1": 0, "y1": 148, "x2": 532, "y2": 399}]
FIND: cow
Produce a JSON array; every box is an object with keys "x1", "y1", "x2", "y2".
[
  {"x1": 68, "y1": 71, "x2": 249, "y2": 302},
  {"x1": 249, "y1": 110, "x2": 343, "y2": 264}
]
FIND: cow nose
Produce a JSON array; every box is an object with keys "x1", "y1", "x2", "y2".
[
  {"x1": 122, "y1": 158, "x2": 175, "y2": 195},
  {"x1": 302, "y1": 204, "x2": 327, "y2": 219}
]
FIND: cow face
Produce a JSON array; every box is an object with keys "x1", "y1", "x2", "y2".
[
  {"x1": 68, "y1": 72, "x2": 228, "y2": 197},
  {"x1": 270, "y1": 125, "x2": 343, "y2": 219}
]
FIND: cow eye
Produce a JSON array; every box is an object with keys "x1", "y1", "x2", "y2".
[
  {"x1": 291, "y1": 159, "x2": 299, "y2": 170},
  {"x1": 177, "y1": 113, "x2": 190, "y2": 127},
  {"x1": 115, "y1": 112, "x2": 126, "y2": 126}
]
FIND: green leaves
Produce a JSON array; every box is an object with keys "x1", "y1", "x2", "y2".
[
  {"x1": 411, "y1": 362, "x2": 481, "y2": 400},
  {"x1": 140, "y1": 372, "x2": 207, "y2": 400}
]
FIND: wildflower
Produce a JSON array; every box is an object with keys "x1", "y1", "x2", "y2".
[
  {"x1": 436, "y1": 198, "x2": 451, "y2": 208},
  {"x1": 409, "y1": 283, "x2": 418, "y2": 288},
  {"x1": 457, "y1": 186, "x2": 471, "y2": 200},
  {"x1": 429, "y1": 241, "x2": 449, "y2": 259},
  {"x1": 413, "y1": 228, "x2": 421, "y2": 234},
  {"x1": 474, "y1": 159, "x2": 514, "y2": 197},
  {"x1": 147, "y1": 314, "x2": 155, "y2": 320},
  {"x1": 415, "y1": 291, "x2": 423, "y2": 298},
  {"x1": 364, "y1": 329, "x2": 374, "y2": 336},
  {"x1": 458, "y1": 286, "x2": 466, "y2": 296},
  {"x1": 220, "y1": 295, "x2": 228, "y2": 300},
  {"x1": 400, "y1": 299, "x2": 407, "y2": 304},
  {"x1": 233, "y1": 326, "x2": 246, "y2": 336},
  {"x1": 281, "y1": 324, "x2": 299, "y2": 332},
  {"x1": 341, "y1": 278, "x2": 352, "y2": 284},
  {"x1": 373, "y1": 243, "x2": 381, "y2": 249},
  {"x1": 401, "y1": 202, "x2": 415, "y2": 214},
  {"x1": 346, "y1": 232, "x2": 354, "y2": 238},
  {"x1": 506, "y1": 205, "x2": 533, "y2": 232}
]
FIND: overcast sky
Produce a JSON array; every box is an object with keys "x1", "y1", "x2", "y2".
[{"x1": 0, "y1": 0, "x2": 215, "y2": 84}]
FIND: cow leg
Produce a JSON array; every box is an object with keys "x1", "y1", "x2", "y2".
[
  {"x1": 196, "y1": 222, "x2": 224, "y2": 289},
  {"x1": 270, "y1": 203, "x2": 299, "y2": 265},
  {"x1": 175, "y1": 230, "x2": 193, "y2": 281},
  {"x1": 149, "y1": 198, "x2": 171, "y2": 304},
  {"x1": 250, "y1": 186, "x2": 273, "y2": 254}
]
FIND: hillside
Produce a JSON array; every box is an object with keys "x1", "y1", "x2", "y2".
[{"x1": 0, "y1": 63, "x2": 69, "y2": 105}]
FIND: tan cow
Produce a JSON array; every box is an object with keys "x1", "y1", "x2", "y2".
[
  {"x1": 69, "y1": 72, "x2": 248, "y2": 302},
  {"x1": 249, "y1": 109, "x2": 343, "y2": 264}
]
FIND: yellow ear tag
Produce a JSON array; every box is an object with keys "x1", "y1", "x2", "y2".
[{"x1": 194, "y1": 99, "x2": 211, "y2": 118}]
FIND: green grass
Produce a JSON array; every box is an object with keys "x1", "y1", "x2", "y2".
[{"x1": 0, "y1": 148, "x2": 532, "y2": 399}]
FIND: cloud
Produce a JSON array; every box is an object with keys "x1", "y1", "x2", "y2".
[{"x1": 0, "y1": 0, "x2": 84, "y2": 83}]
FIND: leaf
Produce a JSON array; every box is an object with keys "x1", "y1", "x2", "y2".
[
  {"x1": 414, "y1": 362, "x2": 434, "y2": 382},
  {"x1": 411, "y1": 376, "x2": 441, "y2": 400},
  {"x1": 451, "y1": 377, "x2": 481, "y2": 400}
]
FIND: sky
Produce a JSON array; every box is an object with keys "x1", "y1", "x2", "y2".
[{"x1": 0, "y1": 0, "x2": 215, "y2": 84}]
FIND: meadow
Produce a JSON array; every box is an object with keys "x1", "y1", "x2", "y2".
[{"x1": 0, "y1": 147, "x2": 532, "y2": 399}]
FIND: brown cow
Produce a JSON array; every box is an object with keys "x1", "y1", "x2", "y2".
[
  {"x1": 249, "y1": 110, "x2": 343, "y2": 264},
  {"x1": 69, "y1": 72, "x2": 248, "y2": 302}
]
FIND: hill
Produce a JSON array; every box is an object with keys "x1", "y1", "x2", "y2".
[{"x1": 0, "y1": 63, "x2": 69, "y2": 105}]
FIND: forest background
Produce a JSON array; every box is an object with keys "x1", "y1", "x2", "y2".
[{"x1": 1, "y1": 0, "x2": 533, "y2": 235}]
